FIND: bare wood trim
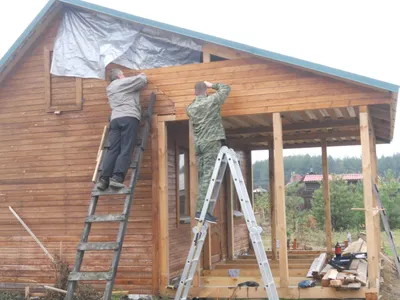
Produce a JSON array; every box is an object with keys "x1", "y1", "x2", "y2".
[
  {"x1": 269, "y1": 142, "x2": 277, "y2": 260},
  {"x1": 226, "y1": 119, "x2": 359, "y2": 135},
  {"x1": 321, "y1": 139, "x2": 332, "y2": 253},
  {"x1": 158, "y1": 114, "x2": 176, "y2": 122},
  {"x1": 44, "y1": 46, "x2": 51, "y2": 112},
  {"x1": 175, "y1": 142, "x2": 180, "y2": 228},
  {"x1": 151, "y1": 115, "x2": 160, "y2": 294},
  {"x1": 188, "y1": 121, "x2": 200, "y2": 286},
  {"x1": 202, "y1": 43, "x2": 252, "y2": 60},
  {"x1": 359, "y1": 106, "x2": 379, "y2": 288},
  {"x1": 226, "y1": 172, "x2": 234, "y2": 260},
  {"x1": 202, "y1": 51, "x2": 211, "y2": 63},
  {"x1": 158, "y1": 119, "x2": 169, "y2": 292},
  {"x1": 203, "y1": 228, "x2": 212, "y2": 270},
  {"x1": 272, "y1": 113, "x2": 289, "y2": 287},
  {"x1": 75, "y1": 77, "x2": 83, "y2": 109}
]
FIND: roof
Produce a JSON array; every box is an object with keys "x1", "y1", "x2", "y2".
[
  {"x1": 0, "y1": 0, "x2": 399, "y2": 93},
  {"x1": 302, "y1": 174, "x2": 363, "y2": 183}
]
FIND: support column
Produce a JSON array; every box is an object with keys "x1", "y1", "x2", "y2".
[
  {"x1": 321, "y1": 139, "x2": 332, "y2": 253},
  {"x1": 273, "y1": 113, "x2": 289, "y2": 287},
  {"x1": 269, "y1": 142, "x2": 277, "y2": 260},
  {"x1": 158, "y1": 119, "x2": 169, "y2": 292},
  {"x1": 227, "y1": 172, "x2": 234, "y2": 259},
  {"x1": 246, "y1": 151, "x2": 254, "y2": 206},
  {"x1": 189, "y1": 122, "x2": 204, "y2": 282},
  {"x1": 359, "y1": 106, "x2": 379, "y2": 289}
]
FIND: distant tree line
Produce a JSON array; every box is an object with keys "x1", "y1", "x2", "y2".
[{"x1": 253, "y1": 153, "x2": 400, "y2": 189}]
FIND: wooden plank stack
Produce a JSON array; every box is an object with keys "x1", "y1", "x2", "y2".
[{"x1": 305, "y1": 239, "x2": 367, "y2": 290}]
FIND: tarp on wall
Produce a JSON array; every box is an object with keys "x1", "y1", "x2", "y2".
[{"x1": 50, "y1": 8, "x2": 202, "y2": 79}]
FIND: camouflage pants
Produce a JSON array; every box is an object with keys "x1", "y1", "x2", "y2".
[{"x1": 196, "y1": 140, "x2": 222, "y2": 211}]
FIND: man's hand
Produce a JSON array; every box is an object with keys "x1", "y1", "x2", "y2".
[{"x1": 204, "y1": 81, "x2": 213, "y2": 88}]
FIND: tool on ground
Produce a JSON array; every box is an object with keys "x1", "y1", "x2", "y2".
[
  {"x1": 174, "y1": 146, "x2": 279, "y2": 300},
  {"x1": 373, "y1": 183, "x2": 400, "y2": 277},
  {"x1": 65, "y1": 93, "x2": 156, "y2": 300}
]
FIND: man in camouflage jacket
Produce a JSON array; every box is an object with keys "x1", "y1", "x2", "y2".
[{"x1": 186, "y1": 81, "x2": 231, "y2": 223}]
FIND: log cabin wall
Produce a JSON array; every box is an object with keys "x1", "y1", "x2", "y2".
[{"x1": 0, "y1": 15, "x2": 164, "y2": 294}]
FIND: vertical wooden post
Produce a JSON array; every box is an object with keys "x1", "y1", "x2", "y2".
[
  {"x1": 321, "y1": 139, "x2": 332, "y2": 253},
  {"x1": 273, "y1": 113, "x2": 289, "y2": 287},
  {"x1": 203, "y1": 51, "x2": 211, "y2": 63},
  {"x1": 189, "y1": 122, "x2": 202, "y2": 284},
  {"x1": 227, "y1": 173, "x2": 234, "y2": 259},
  {"x1": 269, "y1": 142, "x2": 277, "y2": 260},
  {"x1": 158, "y1": 119, "x2": 169, "y2": 292},
  {"x1": 359, "y1": 106, "x2": 379, "y2": 289},
  {"x1": 246, "y1": 151, "x2": 254, "y2": 206},
  {"x1": 151, "y1": 115, "x2": 160, "y2": 294}
]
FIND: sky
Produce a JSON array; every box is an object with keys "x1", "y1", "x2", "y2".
[{"x1": 0, "y1": 0, "x2": 399, "y2": 162}]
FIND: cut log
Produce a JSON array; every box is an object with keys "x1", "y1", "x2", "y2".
[
  {"x1": 330, "y1": 279, "x2": 342, "y2": 287},
  {"x1": 355, "y1": 259, "x2": 368, "y2": 286}
]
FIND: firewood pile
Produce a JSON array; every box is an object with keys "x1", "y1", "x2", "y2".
[{"x1": 306, "y1": 238, "x2": 367, "y2": 290}]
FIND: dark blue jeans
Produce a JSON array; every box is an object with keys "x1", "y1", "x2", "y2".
[{"x1": 101, "y1": 116, "x2": 139, "y2": 182}]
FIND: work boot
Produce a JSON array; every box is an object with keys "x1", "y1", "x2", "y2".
[
  {"x1": 195, "y1": 211, "x2": 217, "y2": 224},
  {"x1": 96, "y1": 177, "x2": 109, "y2": 191},
  {"x1": 109, "y1": 177, "x2": 126, "y2": 189}
]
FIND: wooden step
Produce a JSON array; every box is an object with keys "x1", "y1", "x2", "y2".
[
  {"x1": 85, "y1": 214, "x2": 126, "y2": 223},
  {"x1": 69, "y1": 271, "x2": 113, "y2": 281},
  {"x1": 91, "y1": 187, "x2": 131, "y2": 196},
  {"x1": 77, "y1": 242, "x2": 120, "y2": 251}
]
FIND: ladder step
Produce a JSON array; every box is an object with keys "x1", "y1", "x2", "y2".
[
  {"x1": 92, "y1": 187, "x2": 131, "y2": 196},
  {"x1": 86, "y1": 214, "x2": 126, "y2": 223},
  {"x1": 78, "y1": 242, "x2": 120, "y2": 251},
  {"x1": 130, "y1": 161, "x2": 138, "y2": 168},
  {"x1": 69, "y1": 271, "x2": 113, "y2": 281}
]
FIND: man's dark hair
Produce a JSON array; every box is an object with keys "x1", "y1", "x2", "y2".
[{"x1": 194, "y1": 82, "x2": 207, "y2": 96}]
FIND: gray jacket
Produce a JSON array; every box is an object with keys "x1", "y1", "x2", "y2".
[{"x1": 106, "y1": 74, "x2": 147, "y2": 121}]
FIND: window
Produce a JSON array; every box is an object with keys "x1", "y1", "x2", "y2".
[
  {"x1": 176, "y1": 146, "x2": 190, "y2": 225},
  {"x1": 44, "y1": 45, "x2": 83, "y2": 113}
]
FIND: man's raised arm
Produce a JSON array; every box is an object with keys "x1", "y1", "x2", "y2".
[{"x1": 205, "y1": 81, "x2": 231, "y2": 105}]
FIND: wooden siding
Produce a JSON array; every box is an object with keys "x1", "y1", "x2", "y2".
[
  {"x1": 0, "y1": 16, "x2": 158, "y2": 294},
  {"x1": 140, "y1": 58, "x2": 392, "y2": 120}
]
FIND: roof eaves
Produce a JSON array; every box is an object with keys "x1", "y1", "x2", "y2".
[
  {"x1": 0, "y1": 0, "x2": 57, "y2": 74},
  {"x1": 60, "y1": 0, "x2": 400, "y2": 93}
]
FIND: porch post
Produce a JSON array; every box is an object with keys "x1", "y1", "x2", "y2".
[
  {"x1": 269, "y1": 142, "x2": 277, "y2": 260},
  {"x1": 321, "y1": 139, "x2": 332, "y2": 253},
  {"x1": 273, "y1": 113, "x2": 289, "y2": 287},
  {"x1": 359, "y1": 106, "x2": 379, "y2": 289},
  {"x1": 158, "y1": 119, "x2": 169, "y2": 291}
]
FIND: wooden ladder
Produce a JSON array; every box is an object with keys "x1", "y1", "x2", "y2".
[{"x1": 65, "y1": 93, "x2": 156, "y2": 300}]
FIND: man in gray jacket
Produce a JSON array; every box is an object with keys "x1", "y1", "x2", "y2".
[{"x1": 96, "y1": 68, "x2": 147, "y2": 190}]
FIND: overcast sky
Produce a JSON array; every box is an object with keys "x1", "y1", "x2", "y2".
[{"x1": 1, "y1": 0, "x2": 399, "y2": 161}]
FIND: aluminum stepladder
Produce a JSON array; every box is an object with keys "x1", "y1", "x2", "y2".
[
  {"x1": 372, "y1": 183, "x2": 400, "y2": 277},
  {"x1": 65, "y1": 93, "x2": 156, "y2": 300},
  {"x1": 174, "y1": 146, "x2": 279, "y2": 300}
]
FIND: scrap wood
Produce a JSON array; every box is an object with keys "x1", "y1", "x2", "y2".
[
  {"x1": 343, "y1": 238, "x2": 365, "y2": 255},
  {"x1": 380, "y1": 251, "x2": 396, "y2": 270},
  {"x1": 355, "y1": 259, "x2": 367, "y2": 286},
  {"x1": 9, "y1": 206, "x2": 55, "y2": 263},
  {"x1": 321, "y1": 270, "x2": 333, "y2": 287},
  {"x1": 349, "y1": 258, "x2": 361, "y2": 270},
  {"x1": 320, "y1": 263, "x2": 334, "y2": 276},
  {"x1": 339, "y1": 282, "x2": 361, "y2": 290},
  {"x1": 336, "y1": 273, "x2": 347, "y2": 282},
  {"x1": 344, "y1": 274, "x2": 356, "y2": 284},
  {"x1": 342, "y1": 269, "x2": 358, "y2": 275},
  {"x1": 306, "y1": 253, "x2": 327, "y2": 278},
  {"x1": 328, "y1": 269, "x2": 339, "y2": 280},
  {"x1": 330, "y1": 279, "x2": 342, "y2": 287}
]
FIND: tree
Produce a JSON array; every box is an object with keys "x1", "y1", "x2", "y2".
[
  {"x1": 379, "y1": 169, "x2": 400, "y2": 229},
  {"x1": 312, "y1": 178, "x2": 364, "y2": 231}
]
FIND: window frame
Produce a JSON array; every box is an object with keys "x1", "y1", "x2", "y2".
[
  {"x1": 44, "y1": 44, "x2": 83, "y2": 113},
  {"x1": 175, "y1": 144, "x2": 190, "y2": 226}
]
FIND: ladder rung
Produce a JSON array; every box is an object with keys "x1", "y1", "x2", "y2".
[
  {"x1": 78, "y1": 242, "x2": 120, "y2": 251},
  {"x1": 69, "y1": 271, "x2": 113, "y2": 281},
  {"x1": 92, "y1": 187, "x2": 131, "y2": 196},
  {"x1": 130, "y1": 161, "x2": 138, "y2": 168},
  {"x1": 86, "y1": 214, "x2": 126, "y2": 223}
]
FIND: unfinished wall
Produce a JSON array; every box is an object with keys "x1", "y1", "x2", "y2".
[{"x1": 0, "y1": 15, "x2": 163, "y2": 294}]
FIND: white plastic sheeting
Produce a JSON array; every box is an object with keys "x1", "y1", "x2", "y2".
[{"x1": 50, "y1": 8, "x2": 202, "y2": 79}]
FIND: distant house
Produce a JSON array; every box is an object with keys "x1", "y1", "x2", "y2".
[
  {"x1": 300, "y1": 173, "x2": 363, "y2": 208},
  {"x1": 286, "y1": 172, "x2": 303, "y2": 186}
]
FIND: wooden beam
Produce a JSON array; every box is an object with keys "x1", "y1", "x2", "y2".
[
  {"x1": 189, "y1": 121, "x2": 200, "y2": 286},
  {"x1": 229, "y1": 130, "x2": 359, "y2": 143},
  {"x1": 202, "y1": 43, "x2": 252, "y2": 60},
  {"x1": 158, "y1": 119, "x2": 169, "y2": 292},
  {"x1": 359, "y1": 106, "x2": 379, "y2": 289},
  {"x1": 226, "y1": 119, "x2": 359, "y2": 135},
  {"x1": 242, "y1": 139, "x2": 360, "y2": 151},
  {"x1": 269, "y1": 142, "x2": 277, "y2": 260},
  {"x1": 226, "y1": 172, "x2": 234, "y2": 260},
  {"x1": 272, "y1": 113, "x2": 289, "y2": 288},
  {"x1": 321, "y1": 139, "x2": 332, "y2": 254},
  {"x1": 151, "y1": 115, "x2": 160, "y2": 294},
  {"x1": 246, "y1": 151, "x2": 254, "y2": 206},
  {"x1": 202, "y1": 51, "x2": 211, "y2": 63}
]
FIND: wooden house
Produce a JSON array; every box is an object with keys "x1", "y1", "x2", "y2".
[{"x1": 0, "y1": 1, "x2": 398, "y2": 299}]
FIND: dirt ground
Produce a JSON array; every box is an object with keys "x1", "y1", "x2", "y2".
[{"x1": 380, "y1": 256, "x2": 400, "y2": 300}]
